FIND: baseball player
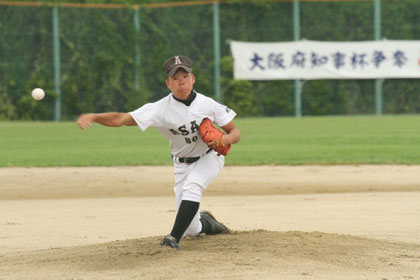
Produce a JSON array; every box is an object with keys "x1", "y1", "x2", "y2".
[{"x1": 76, "y1": 55, "x2": 241, "y2": 250}]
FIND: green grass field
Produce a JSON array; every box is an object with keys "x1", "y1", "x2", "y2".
[{"x1": 1, "y1": 115, "x2": 420, "y2": 167}]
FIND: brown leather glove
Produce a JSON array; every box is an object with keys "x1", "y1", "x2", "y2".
[{"x1": 199, "y1": 118, "x2": 231, "y2": 156}]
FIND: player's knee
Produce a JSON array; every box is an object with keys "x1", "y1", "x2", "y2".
[
  {"x1": 181, "y1": 183, "x2": 203, "y2": 202},
  {"x1": 184, "y1": 226, "x2": 201, "y2": 237}
]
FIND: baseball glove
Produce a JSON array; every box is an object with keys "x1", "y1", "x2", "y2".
[{"x1": 199, "y1": 118, "x2": 231, "y2": 156}]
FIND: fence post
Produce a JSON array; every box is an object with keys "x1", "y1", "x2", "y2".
[
  {"x1": 293, "y1": 0, "x2": 302, "y2": 117},
  {"x1": 52, "y1": 6, "x2": 61, "y2": 121},
  {"x1": 213, "y1": 2, "x2": 221, "y2": 103},
  {"x1": 134, "y1": 7, "x2": 140, "y2": 90},
  {"x1": 374, "y1": 0, "x2": 383, "y2": 115}
]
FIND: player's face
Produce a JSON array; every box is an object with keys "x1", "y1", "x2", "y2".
[{"x1": 166, "y1": 69, "x2": 195, "y2": 100}]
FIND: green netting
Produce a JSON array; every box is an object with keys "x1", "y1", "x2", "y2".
[{"x1": 1, "y1": 1, "x2": 420, "y2": 120}]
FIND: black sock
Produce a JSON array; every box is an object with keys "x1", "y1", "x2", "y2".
[{"x1": 170, "y1": 200, "x2": 200, "y2": 243}]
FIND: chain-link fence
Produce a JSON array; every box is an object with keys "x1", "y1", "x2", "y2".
[{"x1": 1, "y1": 0, "x2": 420, "y2": 120}]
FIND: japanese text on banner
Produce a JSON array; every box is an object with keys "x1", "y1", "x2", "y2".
[{"x1": 230, "y1": 40, "x2": 420, "y2": 80}]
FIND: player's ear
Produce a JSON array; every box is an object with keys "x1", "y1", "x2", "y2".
[
  {"x1": 165, "y1": 79, "x2": 170, "y2": 89},
  {"x1": 191, "y1": 73, "x2": 196, "y2": 84}
]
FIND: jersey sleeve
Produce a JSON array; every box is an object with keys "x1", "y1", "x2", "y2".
[
  {"x1": 213, "y1": 101, "x2": 237, "y2": 127},
  {"x1": 129, "y1": 102, "x2": 163, "y2": 131}
]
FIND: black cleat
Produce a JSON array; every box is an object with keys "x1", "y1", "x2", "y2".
[
  {"x1": 160, "y1": 234, "x2": 179, "y2": 250},
  {"x1": 200, "y1": 211, "x2": 231, "y2": 235}
]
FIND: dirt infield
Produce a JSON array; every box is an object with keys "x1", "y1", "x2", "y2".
[{"x1": 1, "y1": 165, "x2": 420, "y2": 279}]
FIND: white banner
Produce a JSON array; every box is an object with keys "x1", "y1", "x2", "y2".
[{"x1": 230, "y1": 40, "x2": 420, "y2": 80}]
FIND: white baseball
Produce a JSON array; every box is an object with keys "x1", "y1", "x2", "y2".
[{"x1": 31, "y1": 88, "x2": 45, "y2": 101}]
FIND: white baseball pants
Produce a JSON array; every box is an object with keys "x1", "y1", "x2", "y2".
[{"x1": 172, "y1": 151, "x2": 224, "y2": 236}]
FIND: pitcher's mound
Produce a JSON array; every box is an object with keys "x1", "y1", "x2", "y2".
[{"x1": 2, "y1": 230, "x2": 419, "y2": 279}]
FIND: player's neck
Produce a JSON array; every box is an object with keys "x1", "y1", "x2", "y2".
[{"x1": 173, "y1": 90, "x2": 197, "y2": 106}]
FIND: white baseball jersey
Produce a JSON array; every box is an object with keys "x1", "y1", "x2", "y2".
[{"x1": 129, "y1": 91, "x2": 236, "y2": 158}]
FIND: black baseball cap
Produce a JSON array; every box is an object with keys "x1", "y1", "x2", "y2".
[{"x1": 163, "y1": 55, "x2": 192, "y2": 76}]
